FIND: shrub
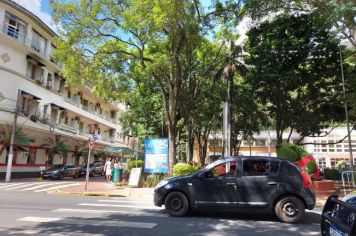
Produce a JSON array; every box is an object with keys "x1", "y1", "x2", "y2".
[
  {"x1": 277, "y1": 143, "x2": 300, "y2": 162},
  {"x1": 127, "y1": 160, "x2": 144, "y2": 172},
  {"x1": 323, "y1": 168, "x2": 339, "y2": 180},
  {"x1": 140, "y1": 174, "x2": 170, "y2": 188},
  {"x1": 173, "y1": 163, "x2": 199, "y2": 176},
  {"x1": 304, "y1": 160, "x2": 317, "y2": 175}
]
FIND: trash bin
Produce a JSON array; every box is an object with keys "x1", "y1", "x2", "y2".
[
  {"x1": 112, "y1": 167, "x2": 119, "y2": 182},
  {"x1": 117, "y1": 168, "x2": 123, "y2": 182}
]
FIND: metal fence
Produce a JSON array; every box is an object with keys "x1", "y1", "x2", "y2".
[{"x1": 341, "y1": 171, "x2": 356, "y2": 195}]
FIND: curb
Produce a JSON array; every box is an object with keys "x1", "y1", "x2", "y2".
[{"x1": 53, "y1": 189, "x2": 125, "y2": 197}]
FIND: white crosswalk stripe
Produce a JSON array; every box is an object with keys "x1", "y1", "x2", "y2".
[
  {"x1": 78, "y1": 203, "x2": 162, "y2": 210},
  {"x1": 17, "y1": 216, "x2": 157, "y2": 229},
  {"x1": 16, "y1": 198, "x2": 163, "y2": 232},
  {"x1": 0, "y1": 181, "x2": 78, "y2": 192}
]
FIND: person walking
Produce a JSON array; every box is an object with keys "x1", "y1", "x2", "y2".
[{"x1": 104, "y1": 158, "x2": 112, "y2": 183}]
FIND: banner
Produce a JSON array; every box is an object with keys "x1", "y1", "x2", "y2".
[{"x1": 144, "y1": 138, "x2": 169, "y2": 173}]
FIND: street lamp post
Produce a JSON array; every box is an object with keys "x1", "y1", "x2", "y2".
[{"x1": 339, "y1": 45, "x2": 354, "y2": 171}]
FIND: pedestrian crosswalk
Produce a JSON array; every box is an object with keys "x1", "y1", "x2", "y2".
[
  {"x1": 0, "y1": 181, "x2": 81, "y2": 193},
  {"x1": 14, "y1": 197, "x2": 163, "y2": 233}
]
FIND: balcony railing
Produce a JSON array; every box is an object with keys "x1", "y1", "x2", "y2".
[{"x1": 1, "y1": 25, "x2": 63, "y2": 69}]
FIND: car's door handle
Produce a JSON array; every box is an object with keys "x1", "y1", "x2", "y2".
[
  {"x1": 226, "y1": 183, "x2": 238, "y2": 190},
  {"x1": 267, "y1": 182, "x2": 278, "y2": 186}
]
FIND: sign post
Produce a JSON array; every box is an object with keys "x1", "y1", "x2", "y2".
[{"x1": 85, "y1": 140, "x2": 94, "y2": 191}]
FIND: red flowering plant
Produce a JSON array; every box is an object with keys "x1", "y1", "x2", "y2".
[{"x1": 277, "y1": 143, "x2": 320, "y2": 181}]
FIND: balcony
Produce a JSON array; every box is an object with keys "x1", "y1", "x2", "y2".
[
  {"x1": 57, "y1": 123, "x2": 77, "y2": 135},
  {"x1": 0, "y1": 24, "x2": 63, "y2": 69}
]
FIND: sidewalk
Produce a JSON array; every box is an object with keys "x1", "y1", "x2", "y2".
[{"x1": 54, "y1": 179, "x2": 154, "y2": 199}]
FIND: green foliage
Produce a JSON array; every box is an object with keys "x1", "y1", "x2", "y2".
[
  {"x1": 276, "y1": 143, "x2": 300, "y2": 162},
  {"x1": 244, "y1": 0, "x2": 356, "y2": 48},
  {"x1": 0, "y1": 124, "x2": 30, "y2": 156},
  {"x1": 246, "y1": 13, "x2": 345, "y2": 144},
  {"x1": 41, "y1": 137, "x2": 69, "y2": 164},
  {"x1": 173, "y1": 163, "x2": 199, "y2": 176},
  {"x1": 127, "y1": 160, "x2": 144, "y2": 172},
  {"x1": 140, "y1": 174, "x2": 170, "y2": 188},
  {"x1": 335, "y1": 160, "x2": 348, "y2": 171},
  {"x1": 304, "y1": 160, "x2": 317, "y2": 175},
  {"x1": 323, "y1": 168, "x2": 339, "y2": 180}
]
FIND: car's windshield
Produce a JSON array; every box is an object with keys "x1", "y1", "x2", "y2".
[{"x1": 48, "y1": 165, "x2": 64, "y2": 170}]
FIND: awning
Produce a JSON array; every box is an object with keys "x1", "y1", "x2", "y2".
[
  {"x1": 51, "y1": 103, "x2": 66, "y2": 110},
  {"x1": 102, "y1": 146, "x2": 136, "y2": 155},
  {"x1": 26, "y1": 55, "x2": 45, "y2": 67},
  {"x1": 21, "y1": 90, "x2": 41, "y2": 100}
]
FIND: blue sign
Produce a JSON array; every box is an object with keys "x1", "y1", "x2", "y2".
[{"x1": 144, "y1": 138, "x2": 169, "y2": 173}]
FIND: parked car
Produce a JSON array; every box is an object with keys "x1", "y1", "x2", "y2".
[
  {"x1": 41, "y1": 164, "x2": 79, "y2": 180},
  {"x1": 321, "y1": 193, "x2": 356, "y2": 236},
  {"x1": 154, "y1": 156, "x2": 316, "y2": 223},
  {"x1": 78, "y1": 161, "x2": 104, "y2": 177}
]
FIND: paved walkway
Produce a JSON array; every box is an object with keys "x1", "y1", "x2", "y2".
[{"x1": 54, "y1": 179, "x2": 154, "y2": 199}]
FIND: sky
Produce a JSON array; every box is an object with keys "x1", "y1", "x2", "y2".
[
  {"x1": 12, "y1": 0, "x2": 250, "y2": 43},
  {"x1": 12, "y1": 0, "x2": 55, "y2": 31}
]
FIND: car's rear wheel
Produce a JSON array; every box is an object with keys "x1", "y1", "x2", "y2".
[
  {"x1": 164, "y1": 191, "x2": 189, "y2": 217},
  {"x1": 275, "y1": 196, "x2": 305, "y2": 223}
]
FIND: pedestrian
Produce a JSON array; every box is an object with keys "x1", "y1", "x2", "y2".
[{"x1": 104, "y1": 158, "x2": 112, "y2": 183}]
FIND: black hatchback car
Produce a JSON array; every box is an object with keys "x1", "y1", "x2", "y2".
[
  {"x1": 154, "y1": 156, "x2": 316, "y2": 223},
  {"x1": 41, "y1": 164, "x2": 79, "y2": 180},
  {"x1": 78, "y1": 162, "x2": 104, "y2": 177}
]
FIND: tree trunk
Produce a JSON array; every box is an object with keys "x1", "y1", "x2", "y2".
[{"x1": 168, "y1": 128, "x2": 176, "y2": 172}]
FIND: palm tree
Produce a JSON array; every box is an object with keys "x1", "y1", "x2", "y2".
[
  {"x1": 0, "y1": 124, "x2": 30, "y2": 161},
  {"x1": 41, "y1": 136, "x2": 68, "y2": 166},
  {"x1": 72, "y1": 143, "x2": 88, "y2": 166}
]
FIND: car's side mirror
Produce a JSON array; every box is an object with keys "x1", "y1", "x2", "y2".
[{"x1": 204, "y1": 171, "x2": 213, "y2": 178}]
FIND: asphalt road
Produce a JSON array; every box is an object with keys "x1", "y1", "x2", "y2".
[{"x1": 0, "y1": 190, "x2": 322, "y2": 236}]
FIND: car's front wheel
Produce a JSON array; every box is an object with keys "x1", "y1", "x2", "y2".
[
  {"x1": 164, "y1": 191, "x2": 189, "y2": 217},
  {"x1": 275, "y1": 196, "x2": 305, "y2": 223}
]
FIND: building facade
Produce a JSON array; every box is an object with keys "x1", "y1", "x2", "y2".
[
  {"x1": 205, "y1": 128, "x2": 356, "y2": 169},
  {"x1": 0, "y1": 0, "x2": 131, "y2": 178}
]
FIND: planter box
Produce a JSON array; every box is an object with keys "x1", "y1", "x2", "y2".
[{"x1": 312, "y1": 180, "x2": 337, "y2": 199}]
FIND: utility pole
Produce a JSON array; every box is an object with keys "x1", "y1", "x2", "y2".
[
  {"x1": 339, "y1": 46, "x2": 354, "y2": 171},
  {"x1": 5, "y1": 89, "x2": 20, "y2": 182}
]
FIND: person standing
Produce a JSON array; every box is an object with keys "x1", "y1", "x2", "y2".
[{"x1": 104, "y1": 158, "x2": 112, "y2": 183}]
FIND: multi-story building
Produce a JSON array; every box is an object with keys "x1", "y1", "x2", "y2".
[
  {"x1": 205, "y1": 128, "x2": 356, "y2": 169},
  {"x1": 0, "y1": 0, "x2": 130, "y2": 178}
]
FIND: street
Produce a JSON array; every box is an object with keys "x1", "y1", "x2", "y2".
[{"x1": 0, "y1": 183, "x2": 322, "y2": 236}]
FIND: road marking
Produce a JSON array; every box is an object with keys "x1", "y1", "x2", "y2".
[
  {"x1": 3, "y1": 182, "x2": 45, "y2": 190},
  {"x1": 17, "y1": 216, "x2": 61, "y2": 223},
  {"x1": 22, "y1": 182, "x2": 68, "y2": 191},
  {"x1": 53, "y1": 208, "x2": 166, "y2": 217},
  {"x1": 35, "y1": 183, "x2": 80, "y2": 192},
  {"x1": 17, "y1": 216, "x2": 157, "y2": 229},
  {"x1": 0, "y1": 183, "x2": 29, "y2": 189},
  {"x1": 78, "y1": 203, "x2": 162, "y2": 210},
  {"x1": 98, "y1": 199, "x2": 154, "y2": 204}
]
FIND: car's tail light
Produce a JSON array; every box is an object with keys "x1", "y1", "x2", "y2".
[{"x1": 300, "y1": 171, "x2": 312, "y2": 188}]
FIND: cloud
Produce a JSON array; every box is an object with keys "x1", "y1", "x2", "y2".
[{"x1": 12, "y1": 0, "x2": 57, "y2": 33}]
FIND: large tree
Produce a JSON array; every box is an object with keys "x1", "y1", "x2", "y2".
[
  {"x1": 244, "y1": 0, "x2": 356, "y2": 48},
  {"x1": 51, "y1": 0, "x2": 206, "y2": 171},
  {"x1": 246, "y1": 13, "x2": 346, "y2": 145}
]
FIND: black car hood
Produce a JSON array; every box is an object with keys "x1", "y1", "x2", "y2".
[{"x1": 165, "y1": 172, "x2": 198, "y2": 182}]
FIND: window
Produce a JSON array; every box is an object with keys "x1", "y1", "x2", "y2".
[
  {"x1": 208, "y1": 161, "x2": 237, "y2": 178},
  {"x1": 26, "y1": 61, "x2": 36, "y2": 80},
  {"x1": 255, "y1": 140, "x2": 266, "y2": 146},
  {"x1": 243, "y1": 160, "x2": 269, "y2": 176},
  {"x1": 4, "y1": 12, "x2": 27, "y2": 42},
  {"x1": 31, "y1": 30, "x2": 46, "y2": 54},
  {"x1": 27, "y1": 148, "x2": 36, "y2": 164}
]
